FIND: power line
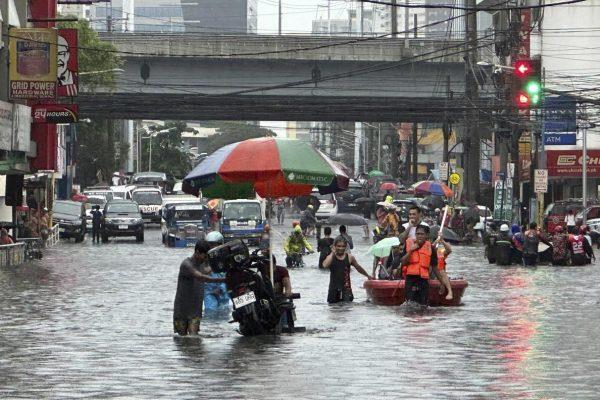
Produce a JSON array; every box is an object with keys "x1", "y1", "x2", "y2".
[{"x1": 349, "y1": 0, "x2": 586, "y2": 11}]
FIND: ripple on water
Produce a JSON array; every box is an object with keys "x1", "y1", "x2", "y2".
[{"x1": 1, "y1": 226, "x2": 600, "y2": 398}]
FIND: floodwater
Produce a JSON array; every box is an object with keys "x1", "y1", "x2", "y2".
[{"x1": 1, "y1": 224, "x2": 599, "y2": 399}]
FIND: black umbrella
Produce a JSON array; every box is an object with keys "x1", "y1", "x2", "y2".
[
  {"x1": 430, "y1": 225, "x2": 462, "y2": 243},
  {"x1": 324, "y1": 213, "x2": 368, "y2": 226},
  {"x1": 295, "y1": 195, "x2": 321, "y2": 212}
]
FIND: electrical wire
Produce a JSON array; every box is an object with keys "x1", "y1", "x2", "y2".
[{"x1": 348, "y1": 0, "x2": 587, "y2": 11}]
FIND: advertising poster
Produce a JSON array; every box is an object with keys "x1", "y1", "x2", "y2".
[
  {"x1": 0, "y1": 101, "x2": 13, "y2": 151},
  {"x1": 57, "y1": 28, "x2": 78, "y2": 97},
  {"x1": 9, "y1": 28, "x2": 57, "y2": 100},
  {"x1": 12, "y1": 103, "x2": 32, "y2": 152}
]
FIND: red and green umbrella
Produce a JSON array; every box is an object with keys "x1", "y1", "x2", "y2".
[
  {"x1": 182, "y1": 137, "x2": 349, "y2": 199},
  {"x1": 411, "y1": 180, "x2": 453, "y2": 198}
]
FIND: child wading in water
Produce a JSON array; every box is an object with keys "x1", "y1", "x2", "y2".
[{"x1": 434, "y1": 238, "x2": 453, "y2": 300}]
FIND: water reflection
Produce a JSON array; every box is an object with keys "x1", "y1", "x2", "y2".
[{"x1": 1, "y1": 227, "x2": 599, "y2": 398}]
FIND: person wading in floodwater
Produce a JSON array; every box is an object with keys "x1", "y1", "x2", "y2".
[
  {"x1": 173, "y1": 240, "x2": 226, "y2": 336},
  {"x1": 322, "y1": 237, "x2": 373, "y2": 303}
]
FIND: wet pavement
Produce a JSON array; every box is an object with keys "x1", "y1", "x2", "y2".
[{"x1": 1, "y1": 223, "x2": 600, "y2": 399}]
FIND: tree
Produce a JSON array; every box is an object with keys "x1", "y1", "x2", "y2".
[
  {"x1": 56, "y1": 18, "x2": 123, "y2": 187},
  {"x1": 200, "y1": 122, "x2": 276, "y2": 155},
  {"x1": 140, "y1": 121, "x2": 191, "y2": 181}
]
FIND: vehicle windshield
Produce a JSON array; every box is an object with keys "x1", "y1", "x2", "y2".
[
  {"x1": 53, "y1": 202, "x2": 81, "y2": 216},
  {"x1": 132, "y1": 191, "x2": 162, "y2": 205},
  {"x1": 312, "y1": 192, "x2": 334, "y2": 201},
  {"x1": 545, "y1": 202, "x2": 583, "y2": 216},
  {"x1": 174, "y1": 209, "x2": 207, "y2": 220},
  {"x1": 223, "y1": 203, "x2": 261, "y2": 220},
  {"x1": 106, "y1": 203, "x2": 139, "y2": 214},
  {"x1": 85, "y1": 191, "x2": 113, "y2": 202}
]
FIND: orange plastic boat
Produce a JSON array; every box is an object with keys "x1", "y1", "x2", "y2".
[{"x1": 364, "y1": 279, "x2": 468, "y2": 306}]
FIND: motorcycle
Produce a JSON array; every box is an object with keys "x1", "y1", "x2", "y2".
[
  {"x1": 208, "y1": 240, "x2": 304, "y2": 336},
  {"x1": 286, "y1": 252, "x2": 306, "y2": 268}
]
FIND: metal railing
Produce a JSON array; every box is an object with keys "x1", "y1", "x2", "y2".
[
  {"x1": 46, "y1": 224, "x2": 60, "y2": 247},
  {"x1": 0, "y1": 243, "x2": 25, "y2": 267}
]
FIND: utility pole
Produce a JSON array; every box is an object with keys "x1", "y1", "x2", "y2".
[
  {"x1": 464, "y1": 0, "x2": 480, "y2": 202},
  {"x1": 412, "y1": 123, "x2": 418, "y2": 182},
  {"x1": 278, "y1": 0, "x2": 282, "y2": 35},
  {"x1": 443, "y1": 75, "x2": 451, "y2": 162},
  {"x1": 391, "y1": 0, "x2": 397, "y2": 37},
  {"x1": 404, "y1": 0, "x2": 409, "y2": 39},
  {"x1": 327, "y1": 0, "x2": 331, "y2": 36},
  {"x1": 360, "y1": 2, "x2": 364, "y2": 36}
]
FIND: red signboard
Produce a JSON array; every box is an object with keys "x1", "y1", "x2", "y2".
[
  {"x1": 57, "y1": 28, "x2": 78, "y2": 96},
  {"x1": 32, "y1": 104, "x2": 78, "y2": 123},
  {"x1": 547, "y1": 150, "x2": 600, "y2": 177}
]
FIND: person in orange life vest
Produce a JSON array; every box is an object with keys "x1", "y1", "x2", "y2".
[
  {"x1": 400, "y1": 224, "x2": 442, "y2": 306},
  {"x1": 569, "y1": 226, "x2": 594, "y2": 266},
  {"x1": 433, "y1": 237, "x2": 453, "y2": 300}
]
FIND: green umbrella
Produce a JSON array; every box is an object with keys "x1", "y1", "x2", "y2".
[
  {"x1": 368, "y1": 170, "x2": 385, "y2": 178},
  {"x1": 368, "y1": 237, "x2": 400, "y2": 258}
]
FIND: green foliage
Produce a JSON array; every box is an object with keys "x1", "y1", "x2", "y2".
[
  {"x1": 140, "y1": 121, "x2": 191, "y2": 181},
  {"x1": 200, "y1": 121, "x2": 276, "y2": 155},
  {"x1": 57, "y1": 18, "x2": 122, "y2": 91},
  {"x1": 75, "y1": 120, "x2": 116, "y2": 187}
]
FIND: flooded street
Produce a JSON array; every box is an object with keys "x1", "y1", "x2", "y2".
[{"x1": 2, "y1": 224, "x2": 600, "y2": 399}]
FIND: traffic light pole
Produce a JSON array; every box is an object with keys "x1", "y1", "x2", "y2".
[{"x1": 464, "y1": 0, "x2": 479, "y2": 202}]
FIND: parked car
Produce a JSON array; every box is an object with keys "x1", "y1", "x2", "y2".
[
  {"x1": 337, "y1": 180, "x2": 365, "y2": 214},
  {"x1": 53, "y1": 200, "x2": 86, "y2": 242},
  {"x1": 102, "y1": 200, "x2": 144, "y2": 243},
  {"x1": 311, "y1": 188, "x2": 338, "y2": 220},
  {"x1": 543, "y1": 199, "x2": 584, "y2": 234},
  {"x1": 83, "y1": 186, "x2": 114, "y2": 203},
  {"x1": 576, "y1": 206, "x2": 600, "y2": 240},
  {"x1": 132, "y1": 186, "x2": 163, "y2": 223},
  {"x1": 110, "y1": 185, "x2": 135, "y2": 200},
  {"x1": 455, "y1": 205, "x2": 493, "y2": 227}
]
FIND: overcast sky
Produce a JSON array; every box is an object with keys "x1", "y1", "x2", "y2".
[{"x1": 257, "y1": 0, "x2": 353, "y2": 34}]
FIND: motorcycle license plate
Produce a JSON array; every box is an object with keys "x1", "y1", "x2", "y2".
[
  {"x1": 232, "y1": 291, "x2": 256, "y2": 309},
  {"x1": 119, "y1": 225, "x2": 128, "y2": 230}
]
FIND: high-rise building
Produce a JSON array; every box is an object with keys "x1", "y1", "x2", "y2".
[
  {"x1": 90, "y1": 0, "x2": 185, "y2": 33},
  {"x1": 181, "y1": 0, "x2": 257, "y2": 34},
  {"x1": 373, "y1": 4, "x2": 426, "y2": 36}
]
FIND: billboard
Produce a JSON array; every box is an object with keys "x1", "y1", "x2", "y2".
[
  {"x1": 0, "y1": 101, "x2": 13, "y2": 151},
  {"x1": 12, "y1": 104, "x2": 32, "y2": 152},
  {"x1": 543, "y1": 96, "x2": 577, "y2": 146},
  {"x1": 57, "y1": 29, "x2": 78, "y2": 97},
  {"x1": 9, "y1": 28, "x2": 57, "y2": 100},
  {"x1": 547, "y1": 150, "x2": 600, "y2": 177}
]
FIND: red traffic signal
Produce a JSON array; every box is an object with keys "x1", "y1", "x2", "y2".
[
  {"x1": 516, "y1": 92, "x2": 530, "y2": 108},
  {"x1": 514, "y1": 60, "x2": 532, "y2": 78}
]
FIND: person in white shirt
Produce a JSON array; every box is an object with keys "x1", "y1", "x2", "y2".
[
  {"x1": 400, "y1": 205, "x2": 429, "y2": 241},
  {"x1": 564, "y1": 209, "x2": 576, "y2": 234}
]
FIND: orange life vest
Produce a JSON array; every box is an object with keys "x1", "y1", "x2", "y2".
[{"x1": 404, "y1": 238, "x2": 432, "y2": 279}]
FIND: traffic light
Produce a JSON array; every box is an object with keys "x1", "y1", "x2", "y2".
[{"x1": 512, "y1": 58, "x2": 542, "y2": 108}]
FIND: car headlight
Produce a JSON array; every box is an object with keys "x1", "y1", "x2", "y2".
[{"x1": 133, "y1": 218, "x2": 143, "y2": 224}]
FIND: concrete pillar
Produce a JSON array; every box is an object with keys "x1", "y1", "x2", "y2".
[{"x1": 354, "y1": 122, "x2": 363, "y2": 177}]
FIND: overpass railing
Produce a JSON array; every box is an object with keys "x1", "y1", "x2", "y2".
[{"x1": 0, "y1": 243, "x2": 25, "y2": 267}]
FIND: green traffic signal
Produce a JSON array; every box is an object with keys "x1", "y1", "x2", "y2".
[{"x1": 526, "y1": 81, "x2": 541, "y2": 95}]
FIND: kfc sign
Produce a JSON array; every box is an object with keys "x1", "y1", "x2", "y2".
[{"x1": 547, "y1": 150, "x2": 600, "y2": 177}]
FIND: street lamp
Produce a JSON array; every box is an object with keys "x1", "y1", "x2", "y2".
[{"x1": 141, "y1": 126, "x2": 177, "y2": 172}]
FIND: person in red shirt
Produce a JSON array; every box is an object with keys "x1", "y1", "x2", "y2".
[{"x1": 0, "y1": 228, "x2": 14, "y2": 245}]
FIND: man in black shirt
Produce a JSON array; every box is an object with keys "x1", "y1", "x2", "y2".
[{"x1": 173, "y1": 240, "x2": 225, "y2": 336}]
